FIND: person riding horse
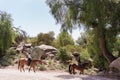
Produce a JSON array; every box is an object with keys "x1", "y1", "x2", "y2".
[
  {"x1": 76, "y1": 56, "x2": 82, "y2": 67},
  {"x1": 72, "y1": 52, "x2": 82, "y2": 67},
  {"x1": 26, "y1": 52, "x2": 32, "y2": 66},
  {"x1": 22, "y1": 48, "x2": 32, "y2": 66}
]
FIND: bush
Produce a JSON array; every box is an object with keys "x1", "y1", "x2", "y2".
[
  {"x1": 0, "y1": 49, "x2": 17, "y2": 66},
  {"x1": 94, "y1": 55, "x2": 109, "y2": 71},
  {"x1": 56, "y1": 47, "x2": 71, "y2": 63},
  {"x1": 38, "y1": 64, "x2": 47, "y2": 71},
  {"x1": 80, "y1": 49, "x2": 90, "y2": 62}
]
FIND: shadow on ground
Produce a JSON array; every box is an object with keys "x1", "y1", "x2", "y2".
[{"x1": 56, "y1": 74, "x2": 119, "y2": 80}]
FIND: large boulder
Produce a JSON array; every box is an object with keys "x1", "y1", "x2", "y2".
[
  {"x1": 31, "y1": 44, "x2": 57, "y2": 59},
  {"x1": 31, "y1": 46, "x2": 44, "y2": 59},
  {"x1": 109, "y1": 57, "x2": 120, "y2": 71},
  {"x1": 38, "y1": 44, "x2": 57, "y2": 51}
]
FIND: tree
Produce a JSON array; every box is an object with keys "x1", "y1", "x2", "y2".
[
  {"x1": 56, "y1": 30, "x2": 74, "y2": 47},
  {"x1": 46, "y1": 0, "x2": 120, "y2": 63},
  {"x1": 0, "y1": 11, "x2": 14, "y2": 57},
  {"x1": 36, "y1": 31, "x2": 55, "y2": 45},
  {"x1": 57, "y1": 47, "x2": 70, "y2": 63},
  {"x1": 76, "y1": 33, "x2": 87, "y2": 47},
  {"x1": 13, "y1": 27, "x2": 27, "y2": 44}
]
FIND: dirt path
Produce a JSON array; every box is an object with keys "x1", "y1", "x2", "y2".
[{"x1": 0, "y1": 68, "x2": 119, "y2": 80}]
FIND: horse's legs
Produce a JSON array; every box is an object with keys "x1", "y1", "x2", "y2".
[
  {"x1": 33, "y1": 66, "x2": 36, "y2": 72},
  {"x1": 29, "y1": 65, "x2": 35, "y2": 72},
  {"x1": 82, "y1": 70, "x2": 84, "y2": 74},
  {"x1": 73, "y1": 68, "x2": 75, "y2": 74},
  {"x1": 81, "y1": 69, "x2": 84, "y2": 74},
  {"x1": 70, "y1": 65, "x2": 74, "y2": 74},
  {"x1": 20, "y1": 66, "x2": 23, "y2": 72},
  {"x1": 18, "y1": 61, "x2": 21, "y2": 71},
  {"x1": 21, "y1": 65, "x2": 25, "y2": 72},
  {"x1": 23, "y1": 65, "x2": 25, "y2": 72},
  {"x1": 19, "y1": 64, "x2": 22, "y2": 72},
  {"x1": 18, "y1": 64, "x2": 20, "y2": 70},
  {"x1": 69, "y1": 64, "x2": 72, "y2": 74},
  {"x1": 79, "y1": 70, "x2": 82, "y2": 74},
  {"x1": 19, "y1": 66, "x2": 22, "y2": 72},
  {"x1": 29, "y1": 66, "x2": 31, "y2": 72}
]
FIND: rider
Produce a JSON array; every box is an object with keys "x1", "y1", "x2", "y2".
[
  {"x1": 76, "y1": 56, "x2": 82, "y2": 67},
  {"x1": 26, "y1": 52, "x2": 32, "y2": 66},
  {"x1": 72, "y1": 52, "x2": 82, "y2": 67},
  {"x1": 22, "y1": 47, "x2": 32, "y2": 66}
]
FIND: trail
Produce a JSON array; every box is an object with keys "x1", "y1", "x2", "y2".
[{"x1": 0, "y1": 68, "x2": 118, "y2": 80}]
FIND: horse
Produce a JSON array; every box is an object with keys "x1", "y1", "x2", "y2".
[
  {"x1": 18, "y1": 58, "x2": 47, "y2": 72},
  {"x1": 69, "y1": 61, "x2": 92, "y2": 74}
]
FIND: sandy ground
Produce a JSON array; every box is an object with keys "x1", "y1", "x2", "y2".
[{"x1": 0, "y1": 67, "x2": 119, "y2": 80}]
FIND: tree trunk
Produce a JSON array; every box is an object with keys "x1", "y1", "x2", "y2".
[
  {"x1": 94, "y1": 27, "x2": 116, "y2": 63},
  {"x1": 99, "y1": 35, "x2": 116, "y2": 63}
]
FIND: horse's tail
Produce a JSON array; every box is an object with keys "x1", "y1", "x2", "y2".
[{"x1": 69, "y1": 64, "x2": 72, "y2": 74}]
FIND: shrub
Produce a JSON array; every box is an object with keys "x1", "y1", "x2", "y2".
[
  {"x1": 56, "y1": 47, "x2": 71, "y2": 63},
  {"x1": 0, "y1": 49, "x2": 17, "y2": 66},
  {"x1": 80, "y1": 49, "x2": 90, "y2": 62},
  {"x1": 38, "y1": 64, "x2": 47, "y2": 71},
  {"x1": 94, "y1": 55, "x2": 109, "y2": 71}
]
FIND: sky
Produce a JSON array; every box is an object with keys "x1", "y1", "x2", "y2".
[{"x1": 0, "y1": 0, "x2": 83, "y2": 40}]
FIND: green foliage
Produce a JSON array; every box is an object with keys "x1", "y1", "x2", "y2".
[
  {"x1": 94, "y1": 55, "x2": 109, "y2": 70},
  {"x1": 46, "y1": 0, "x2": 81, "y2": 32},
  {"x1": 112, "y1": 37, "x2": 120, "y2": 57},
  {"x1": 75, "y1": 30, "x2": 109, "y2": 69},
  {"x1": 76, "y1": 33, "x2": 87, "y2": 48},
  {"x1": 65, "y1": 45, "x2": 82, "y2": 53},
  {"x1": 46, "y1": 0, "x2": 120, "y2": 69},
  {"x1": 28, "y1": 37, "x2": 37, "y2": 47},
  {"x1": 57, "y1": 47, "x2": 71, "y2": 63},
  {"x1": 0, "y1": 49, "x2": 17, "y2": 66},
  {"x1": 114, "y1": 37, "x2": 120, "y2": 50},
  {"x1": 0, "y1": 11, "x2": 14, "y2": 57},
  {"x1": 87, "y1": 31, "x2": 100, "y2": 57},
  {"x1": 86, "y1": 30, "x2": 110, "y2": 70},
  {"x1": 12, "y1": 27, "x2": 27, "y2": 44},
  {"x1": 38, "y1": 64, "x2": 47, "y2": 71},
  {"x1": 33, "y1": 31, "x2": 55, "y2": 46},
  {"x1": 46, "y1": 59, "x2": 67, "y2": 70},
  {"x1": 80, "y1": 49, "x2": 90, "y2": 62},
  {"x1": 56, "y1": 30, "x2": 74, "y2": 47}
]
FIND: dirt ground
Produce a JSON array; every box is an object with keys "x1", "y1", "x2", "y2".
[
  {"x1": 0, "y1": 65, "x2": 119, "y2": 80},
  {"x1": 0, "y1": 68, "x2": 120, "y2": 80}
]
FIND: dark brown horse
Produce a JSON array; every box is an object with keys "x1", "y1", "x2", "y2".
[
  {"x1": 18, "y1": 58, "x2": 46, "y2": 72},
  {"x1": 69, "y1": 61, "x2": 91, "y2": 74}
]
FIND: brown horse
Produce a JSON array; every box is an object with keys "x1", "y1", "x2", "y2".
[
  {"x1": 69, "y1": 61, "x2": 91, "y2": 74},
  {"x1": 18, "y1": 58, "x2": 46, "y2": 72}
]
